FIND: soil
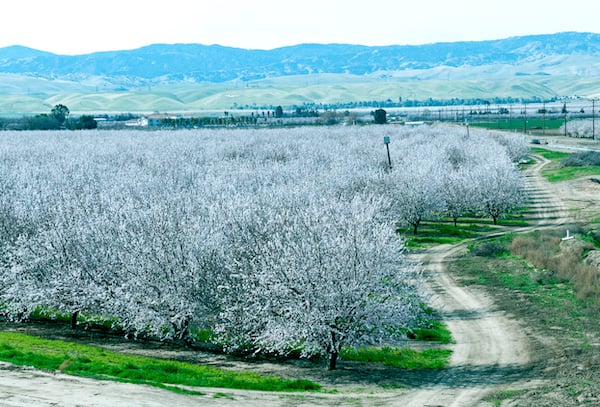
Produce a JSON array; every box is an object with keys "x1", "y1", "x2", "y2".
[{"x1": 1, "y1": 135, "x2": 599, "y2": 407}]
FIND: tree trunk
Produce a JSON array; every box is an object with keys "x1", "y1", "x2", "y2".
[
  {"x1": 71, "y1": 311, "x2": 79, "y2": 330},
  {"x1": 328, "y1": 351, "x2": 338, "y2": 370},
  {"x1": 413, "y1": 223, "x2": 419, "y2": 235},
  {"x1": 453, "y1": 217, "x2": 458, "y2": 228},
  {"x1": 412, "y1": 217, "x2": 421, "y2": 235},
  {"x1": 329, "y1": 331, "x2": 339, "y2": 370}
]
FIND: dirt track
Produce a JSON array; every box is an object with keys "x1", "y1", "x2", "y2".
[
  {"x1": 0, "y1": 138, "x2": 595, "y2": 406},
  {"x1": 396, "y1": 244, "x2": 538, "y2": 407}
]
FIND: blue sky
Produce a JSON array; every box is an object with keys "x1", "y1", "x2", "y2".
[{"x1": 2, "y1": 0, "x2": 598, "y2": 54}]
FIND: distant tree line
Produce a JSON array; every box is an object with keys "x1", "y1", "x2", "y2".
[
  {"x1": 0, "y1": 104, "x2": 97, "y2": 130},
  {"x1": 287, "y1": 96, "x2": 562, "y2": 111}
]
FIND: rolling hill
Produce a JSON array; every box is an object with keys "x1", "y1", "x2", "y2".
[{"x1": 0, "y1": 32, "x2": 599, "y2": 114}]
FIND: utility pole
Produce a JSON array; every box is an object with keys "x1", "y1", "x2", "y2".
[
  {"x1": 542, "y1": 101, "x2": 546, "y2": 135},
  {"x1": 523, "y1": 102, "x2": 527, "y2": 134},
  {"x1": 563, "y1": 102, "x2": 569, "y2": 137},
  {"x1": 592, "y1": 98, "x2": 598, "y2": 140}
]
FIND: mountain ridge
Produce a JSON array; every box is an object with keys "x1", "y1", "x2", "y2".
[
  {"x1": 1, "y1": 32, "x2": 599, "y2": 113},
  {"x1": 1, "y1": 32, "x2": 599, "y2": 83}
]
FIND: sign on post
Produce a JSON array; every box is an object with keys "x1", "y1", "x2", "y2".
[{"x1": 383, "y1": 136, "x2": 391, "y2": 168}]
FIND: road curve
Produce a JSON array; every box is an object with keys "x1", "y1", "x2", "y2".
[{"x1": 394, "y1": 152, "x2": 570, "y2": 406}]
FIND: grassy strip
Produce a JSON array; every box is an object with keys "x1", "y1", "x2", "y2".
[
  {"x1": 529, "y1": 147, "x2": 571, "y2": 162},
  {"x1": 404, "y1": 216, "x2": 526, "y2": 249},
  {"x1": 471, "y1": 118, "x2": 564, "y2": 132},
  {"x1": 340, "y1": 346, "x2": 451, "y2": 369},
  {"x1": 13, "y1": 306, "x2": 454, "y2": 376},
  {"x1": 340, "y1": 316, "x2": 452, "y2": 370},
  {"x1": 542, "y1": 165, "x2": 600, "y2": 182},
  {"x1": 404, "y1": 221, "x2": 488, "y2": 248},
  {"x1": 0, "y1": 331, "x2": 321, "y2": 393}
]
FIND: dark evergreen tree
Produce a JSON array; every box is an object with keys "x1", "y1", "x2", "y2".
[
  {"x1": 275, "y1": 105, "x2": 283, "y2": 118},
  {"x1": 373, "y1": 108, "x2": 387, "y2": 124}
]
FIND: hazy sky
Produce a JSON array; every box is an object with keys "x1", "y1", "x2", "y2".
[{"x1": 2, "y1": 0, "x2": 598, "y2": 55}]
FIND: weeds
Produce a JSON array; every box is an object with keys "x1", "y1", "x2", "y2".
[
  {"x1": 469, "y1": 240, "x2": 510, "y2": 258},
  {"x1": 340, "y1": 347, "x2": 451, "y2": 370},
  {"x1": 510, "y1": 229, "x2": 600, "y2": 302},
  {"x1": 483, "y1": 388, "x2": 529, "y2": 406}
]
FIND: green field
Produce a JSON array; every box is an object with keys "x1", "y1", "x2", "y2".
[{"x1": 471, "y1": 117, "x2": 564, "y2": 132}]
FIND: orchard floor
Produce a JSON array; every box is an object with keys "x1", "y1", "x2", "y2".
[{"x1": 1, "y1": 135, "x2": 599, "y2": 406}]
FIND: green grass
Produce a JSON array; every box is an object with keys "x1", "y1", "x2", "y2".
[
  {"x1": 471, "y1": 118, "x2": 564, "y2": 132},
  {"x1": 404, "y1": 220, "x2": 489, "y2": 248},
  {"x1": 213, "y1": 392, "x2": 236, "y2": 399},
  {"x1": 0, "y1": 332, "x2": 321, "y2": 393},
  {"x1": 530, "y1": 146, "x2": 600, "y2": 182},
  {"x1": 529, "y1": 147, "x2": 571, "y2": 162},
  {"x1": 339, "y1": 312, "x2": 452, "y2": 370},
  {"x1": 409, "y1": 320, "x2": 453, "y2": 344},
  {"x1": 340, "y1": 346, "x2": 451, "y2": 370},
  {"x1": 403, "y1": 216, "x2": 525, "y2": 249},
  {"x1": 405, "y1": 235, "x2": 464, "y2": 248},
  {"x1": 542, "y1": 166, "x2": 600, "y2": 182}
]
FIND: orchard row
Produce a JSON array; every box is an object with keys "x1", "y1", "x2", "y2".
[{"x1": 0, "y1": 125, "x2": 526, "y2": 368}]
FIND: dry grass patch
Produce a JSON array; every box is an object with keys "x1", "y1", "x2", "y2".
[{"x1": 510, "y1": 229, "x2": 600, "y2": 301}]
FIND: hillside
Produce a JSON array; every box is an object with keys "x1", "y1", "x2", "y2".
[{"x1": 0, "y1": 32, "x2": 599, "y2": 113}]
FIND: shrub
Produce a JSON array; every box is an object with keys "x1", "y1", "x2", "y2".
[
  {"x1": 470, "y1": 241, "x2": 509, "y2": 257},
  {"x1": 561, "y1": 151, "x2": 600, "y2": 167}
]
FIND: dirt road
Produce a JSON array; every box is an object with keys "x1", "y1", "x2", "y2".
[
  {"x1": 0, "y1": 146, "x2": 583, "y2": 406},
  {"x1": 396, "y1": 244, "x2": 537, "y2": 407},
  {"x1": 393, "y1": 151, "x2": 574, "y2": 406}
]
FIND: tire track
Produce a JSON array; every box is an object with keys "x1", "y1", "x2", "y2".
[{"x1": 394, "y1": 152, "x2": 571, "y2": 406}]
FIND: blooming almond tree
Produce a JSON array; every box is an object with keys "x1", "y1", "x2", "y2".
[
  {"x1": 473, "y1": 155, "x2": 525, "y2": 224},
  {"x1": 442, "y1": 167, "x2": 479, "y2": 227},
  {"x1": 217, "y1": 192, "x2": 425, "y2": 370},
  {"x1": 387, "y1": 142, "x2": 446, "y2": 235}
]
